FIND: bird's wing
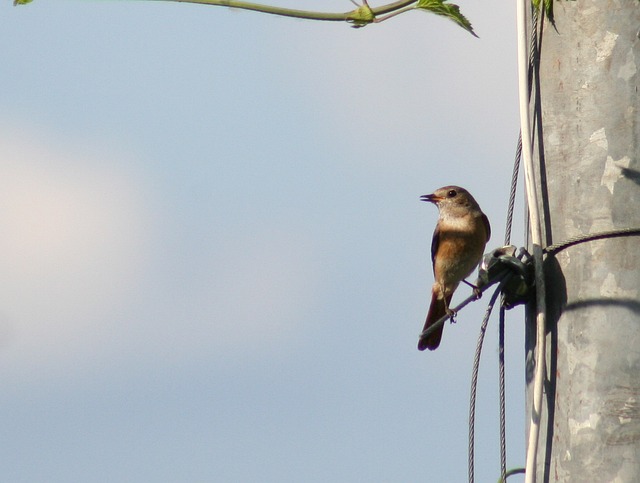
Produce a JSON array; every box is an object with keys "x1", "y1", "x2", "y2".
[
  {"x1": 430, "y1": 223, "x2": 440, "y2": 270},
  {"x1": 482, "y1": 213, "x2": 491, "y2": 242}
]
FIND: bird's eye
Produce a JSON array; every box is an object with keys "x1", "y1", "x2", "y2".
[{"x1": 447, "y1": 189, "x2": 457, "y2": 198}]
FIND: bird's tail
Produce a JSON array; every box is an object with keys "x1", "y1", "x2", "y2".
[{"x1": 418, "y1": 291, "x2": 452, "y2": 351}]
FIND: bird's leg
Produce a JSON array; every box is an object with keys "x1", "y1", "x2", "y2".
[
  {"x1": 443, "y1": 298, "x2": 457, "y2": 324},
  {"x1": 463, "y1": 279, "x2": 482, "y2": 299},
  {"x1": 438, "y1": 282, "x2": 457, "y2": 323}
]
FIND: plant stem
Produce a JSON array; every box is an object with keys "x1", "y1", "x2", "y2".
[{"x1": 164, "y1": 0, "x2": 418, "y2": 23}]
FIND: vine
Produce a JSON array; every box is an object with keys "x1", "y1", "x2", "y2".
[{"x1": 13, "y1": 0, "x2": 477, "y2": 36}]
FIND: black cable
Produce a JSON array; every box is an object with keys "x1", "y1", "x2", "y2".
[
  {"x1": 468, "y1": 274, "x2": 512, "y2": 483},
  {"x1": 499, "y1": 305, "x2": 507, "y2": 481},
  {"x1": 504, "y1": 135, "x2": 522, "y2": 246},
  {"x1": 417, "y1": 269, "x2": 508, "y2": 345},
  {"x1": 544, "y1": 227, "x2": 640, "y2": 256}
]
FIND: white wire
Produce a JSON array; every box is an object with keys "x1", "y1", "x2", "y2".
[{"x1": 516, "y1": 2, "x2": 547, "y2": 483}]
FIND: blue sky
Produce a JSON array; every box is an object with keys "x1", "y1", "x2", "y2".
[{"x1": 0, "y1": 1, "x2": 526, "y2": 481}]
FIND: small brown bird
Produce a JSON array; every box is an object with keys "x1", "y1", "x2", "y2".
[{"x1": 418, "y1": 186, "x2": 491, "y2": 351}]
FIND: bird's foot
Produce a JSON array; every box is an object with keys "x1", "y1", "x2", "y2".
[
  {"x1": 463, "y1": 279, "x2": 482, "y2": 300},
  {"x1": 445, "y1": 307, "x2": 457, "y2": 324}
]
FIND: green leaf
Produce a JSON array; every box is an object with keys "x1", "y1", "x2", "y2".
[
  {"x1": 531, "y1": 0, "x2": 556, "y2": 27},
  {"x1": 14, "y1": 0, "x2": 34, "y2": 4},
  {"x1": 416, "y1": 0, "x2": 477, "y2": 37},
  {"x1": 544, "y1": 0, "x2": 555, "y2": 24}
]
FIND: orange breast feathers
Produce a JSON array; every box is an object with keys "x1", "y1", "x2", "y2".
[{"x1": 432, "y1": 216, "x2": 489, "y2": 292}]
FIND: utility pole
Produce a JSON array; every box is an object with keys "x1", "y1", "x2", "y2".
[{"x1": 525, "y1": 2, "x2": 640, "y2": 482}]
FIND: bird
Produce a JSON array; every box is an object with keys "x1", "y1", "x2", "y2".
[{"x1": 417, "y1": 185, "x2": 491, "y2": 351}]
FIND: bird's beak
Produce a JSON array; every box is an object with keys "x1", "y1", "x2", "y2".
[{"x1": 420, "y1": 193, "x2": 441, "y2": 203}]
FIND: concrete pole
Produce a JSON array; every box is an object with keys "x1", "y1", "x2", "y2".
[{"x1": 525, "y1": 2, "x2": 640, "y2": 482}]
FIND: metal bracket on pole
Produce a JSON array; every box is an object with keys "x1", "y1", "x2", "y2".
[{"x1": 475, "y1": 245, "x2": 534, "y2": 309}]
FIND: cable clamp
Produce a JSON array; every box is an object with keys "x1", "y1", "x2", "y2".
[{"x1": 475, "y1": 245, "x2": 533, "y2": 309}]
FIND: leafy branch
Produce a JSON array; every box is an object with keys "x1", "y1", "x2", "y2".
[{"x1": 13, "y1": 0, "x2": 477, "y2": 36}]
